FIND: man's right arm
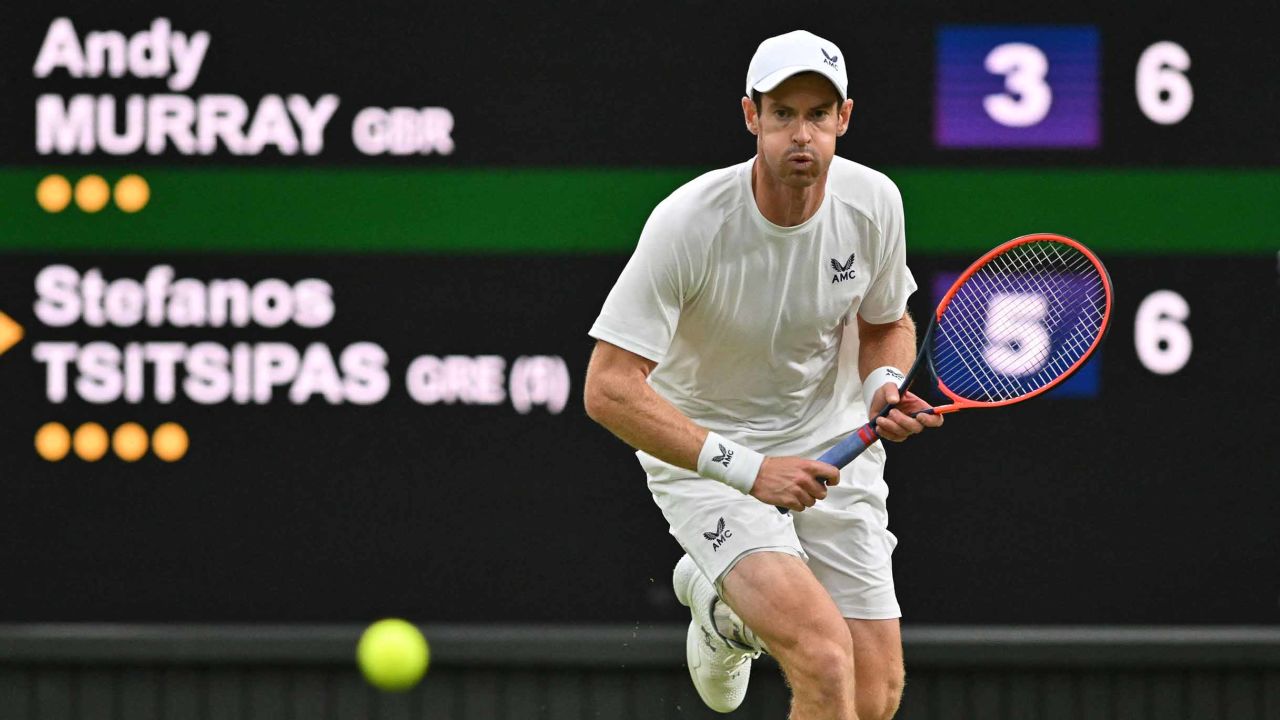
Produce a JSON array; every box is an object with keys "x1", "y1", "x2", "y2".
[{"x1": 583, "y1": 340, "x2": 837, "y2": 511}]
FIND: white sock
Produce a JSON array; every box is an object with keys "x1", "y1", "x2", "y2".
[{"x1": 712, "y1": 598, "x2": 768, "y2": 654}]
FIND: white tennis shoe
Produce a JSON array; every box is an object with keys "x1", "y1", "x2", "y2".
[{"x1": 672, "y1": 554, "x2": 763, "y2": 714}]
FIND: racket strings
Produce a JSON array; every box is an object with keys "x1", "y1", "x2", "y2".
[
  {"x1": 933, "y1": 240, "x2": 1108, "y2": 403},
  {"x1": 939, "y1": 244, "x2": 1105, "y2": 399},
  {"x1": 969, "y1": 246, "x2": 1102, "y2": 371},
  {"x1": 941, "y1": 250, "x2": 1104, "y2": 392},
  {"x1": 938, "y1": 295, "x2": 1026, "y2": 399}
]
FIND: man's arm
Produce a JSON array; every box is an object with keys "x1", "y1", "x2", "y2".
[
  {"x1": 583, "y1": 340, "x2": 703, "y2": 470},
  {"x1": 857, "y1": 312, "x2": 944, "y2": 441},
  {"x1": 584, "y1": 340, "x2": 837, "y2": 511}
]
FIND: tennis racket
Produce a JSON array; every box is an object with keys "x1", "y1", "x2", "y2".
[{"x1": 788, "y1": 233, "x2": 1113, "y2": 508}]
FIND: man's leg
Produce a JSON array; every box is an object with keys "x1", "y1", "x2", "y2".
[
  {"x1": 720, "y1": 551, "x2": 857, "y2": 720},
  {"x1": 847, "y1": 618, "x2": 904, "y2": 720},
  {"x1": 655, "y1": 473, "x2": 811, "y2": 713},
  {"x1": 785, "y1": 450, "x2": 903, "y2": 718}
]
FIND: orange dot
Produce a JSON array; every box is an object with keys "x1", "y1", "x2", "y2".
[
  {"x1": 36, "y1": 175, "x2": 72, "y2": 213},
  {"x1": 152, "y1": 422, "x2": 189, "y2": 462},
  {"x1": 113, "y1": 174, "x2": 150, "y2": 213},
  {"x1": 74, "y1": 175, "x2": 110, "y2": 213},
  {"x1": 35, "y1": 422, "x2": 71, "y2": 461},
  {"x1": 72, "y1": 422, "x2": 109, "y2": 461},
  {"x1": 112, "y1": 422, "x2": 149, "y2": 462}
]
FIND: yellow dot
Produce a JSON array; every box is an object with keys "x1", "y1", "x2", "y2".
[
  {"x1": 113, "y1": 174, "x2": 150, "y2": 213},
  {"x1": 112, "y1": 422, "x2": 149, "y2": 462},
  {"x1": 35, "y1": 422, "x2": 71, "y2": 462},
  {"x1": 74, "y1": 175, "x2": 110, "y2": 213},
  {"x1": 36, "y1": 174, "x2": 72, "y2": 213},
  {"x1": 152, "y1": 422, "x2": 189, "y2": 462},
  {"x1": 73, "y1": 422, "x2": 109, "y2": 462}
]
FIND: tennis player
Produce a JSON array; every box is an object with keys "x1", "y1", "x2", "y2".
[{"x1": 584, "y1": 30, "x2": 942, "y2": 720}]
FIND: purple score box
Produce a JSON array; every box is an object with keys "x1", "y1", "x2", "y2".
[{"x1": 936, "y1": 25, "x2": 1100, "y2": 149}]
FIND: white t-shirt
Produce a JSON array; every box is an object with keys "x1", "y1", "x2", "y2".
[{"x1": 589, "y1": 156, "x2": 917, "y2": 482}]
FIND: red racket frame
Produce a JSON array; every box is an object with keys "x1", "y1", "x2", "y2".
[{"x1": 929, "y1": 232, "x2": 1114, "y2": 414}]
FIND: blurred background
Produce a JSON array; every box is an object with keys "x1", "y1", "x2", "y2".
[{"x1": 0, "y1": 0, "x2": 1277, "y2": 717}]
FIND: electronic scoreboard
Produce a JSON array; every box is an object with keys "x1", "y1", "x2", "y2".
[{"x1": 0, "y1": 0, "x2": 1275, "y2": 625}]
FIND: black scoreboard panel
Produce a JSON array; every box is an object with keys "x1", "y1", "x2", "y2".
[
  {"x1": 0, "y1": 1, "x2": 1277, "y2": 167},
  {"x1": 0, "y1": 0, "x2": 1276, "y2": 624},
  {"x1": 0, "y1": 255, "x2": 1274, "y2": 624}
]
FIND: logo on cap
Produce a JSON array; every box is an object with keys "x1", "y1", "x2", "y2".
[{"x1": 821, "y1": 48, "x2": 839, "y2": 69}]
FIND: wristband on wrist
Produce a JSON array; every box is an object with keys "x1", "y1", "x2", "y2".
[
  {"x1": 697, "y1": 432, "x2": 765, "y2": 495},
  {"x1": 862, "y1": 366, "x2": 906, "y2": 412}
]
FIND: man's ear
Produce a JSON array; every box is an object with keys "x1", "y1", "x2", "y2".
[
  {"x1": 742, "y1": 96, "x2": 760, "y2": 136},
  {"x1": 836, "y1": 98, "x2": 854, "y2": 137}
]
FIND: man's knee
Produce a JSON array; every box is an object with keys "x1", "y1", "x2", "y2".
[
  {"x1": 857, "y1": 666, "x2": 905, "y2": 720},
  {"x1": 779, "y1": 636, "x2": 855, "y2": 697},
  {"x1": 882, "y1": 668, "x2": 905, "y2": 719}
]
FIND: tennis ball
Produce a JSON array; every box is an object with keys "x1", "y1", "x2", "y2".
[{"x1": 357, "y1": 619, "x2": 429, "y2": 691}]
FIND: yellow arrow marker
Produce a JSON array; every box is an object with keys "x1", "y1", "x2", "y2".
[{"x1": 0, "y1": 312, "x2": 24, "y2": 356}]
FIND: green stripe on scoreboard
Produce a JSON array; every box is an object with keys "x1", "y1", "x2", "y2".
[{"x1": 1, "y1": 168, "x2": 1274, "y2": 254}]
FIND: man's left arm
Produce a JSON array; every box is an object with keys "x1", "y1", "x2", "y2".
[{"x1": 857, "y1": 312, "x2": 944, "y2": 442}]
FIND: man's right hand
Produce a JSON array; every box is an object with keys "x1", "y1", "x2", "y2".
[{"x1": 749, "y1": 457, "x2": 839, "y2": 511}]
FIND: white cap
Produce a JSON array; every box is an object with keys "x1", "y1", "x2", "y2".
[{"x1": 745, "y1": 30, "x2": 847, "y2": 100}]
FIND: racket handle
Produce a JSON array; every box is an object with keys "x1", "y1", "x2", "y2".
[
  {"x1": 776, "y1": 423, "x2": 881, "y2": 514},
  {"x1": 818, "y1": 410, "x2": 933, "y2": 469},
  {"x1": 818, "y1": 422, "x2": 881, "y2": 468}
]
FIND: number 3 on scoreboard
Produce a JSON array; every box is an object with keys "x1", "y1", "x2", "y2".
[
  {"x1": 983, "y1": 42, "x2": 1053, "y2": 128},
  {"x1": 934, "y1": 26, "x2": 1099, "y2": 149}
]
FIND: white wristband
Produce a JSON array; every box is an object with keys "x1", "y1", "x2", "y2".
[
  {"x1": 697, "y1": 433, "x2": 765, "y2": 495},
  {"x1": 862, "y1": 366, "x2": 906, "y2": 412}
]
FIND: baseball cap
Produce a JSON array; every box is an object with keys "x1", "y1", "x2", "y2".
[{"x1": 745, "y1": 30, "x2": 848, "y2": 101}]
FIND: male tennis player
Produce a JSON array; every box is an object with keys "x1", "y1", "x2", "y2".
[{"x1": 584, "y1": 30, "x2": 941, "y2": 720}]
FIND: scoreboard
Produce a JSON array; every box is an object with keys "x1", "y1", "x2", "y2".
[
  {"x1": 3, "y1": 2, "x2": 1279, "y2": 167},
  {"x1": 0, "y1": 0, "x2": 1276, "y2": 625}
]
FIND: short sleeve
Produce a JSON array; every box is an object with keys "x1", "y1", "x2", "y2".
[
  {"x1": 857, "y1": 180, "x2": 918, "y2": 324},
  {"x1": 589, "y1": 202, "x2": 702, "y2": 363}
]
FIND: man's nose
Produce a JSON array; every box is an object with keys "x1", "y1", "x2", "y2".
[{"x1": 792, "y1": 120, "x2": 812, "y2": 145}]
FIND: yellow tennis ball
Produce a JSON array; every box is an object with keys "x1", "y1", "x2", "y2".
[{"x1": 357, "y1": 619, "x2": 429, "y2": 692}]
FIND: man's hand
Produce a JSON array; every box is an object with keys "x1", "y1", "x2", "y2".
[
  {"x1": 869, "y1": 383, "x2": 944, "y2": 442},
  {"x1": 749, "y1": 457, "x2": 839, "y2": 511}
]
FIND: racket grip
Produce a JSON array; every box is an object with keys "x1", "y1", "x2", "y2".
[
  {"x1": 818, "y1": 422, "x2": 881, "y2": 468},
  {"x1": 776, "y1": 423, "x2": 881, "y2": 515}
]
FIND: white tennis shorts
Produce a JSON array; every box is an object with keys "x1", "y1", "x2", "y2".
[{"x1": 648, "y1": 442, "x2": 900, "y2": 620}]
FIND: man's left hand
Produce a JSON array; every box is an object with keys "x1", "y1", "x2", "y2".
[{"x1": 869, "y1": 384, "x2": 944, "y2": 442}]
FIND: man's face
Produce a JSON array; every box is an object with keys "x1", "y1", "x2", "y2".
[{"x1": 743, "y1": 73, "x2": 853, "y2": 188}]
